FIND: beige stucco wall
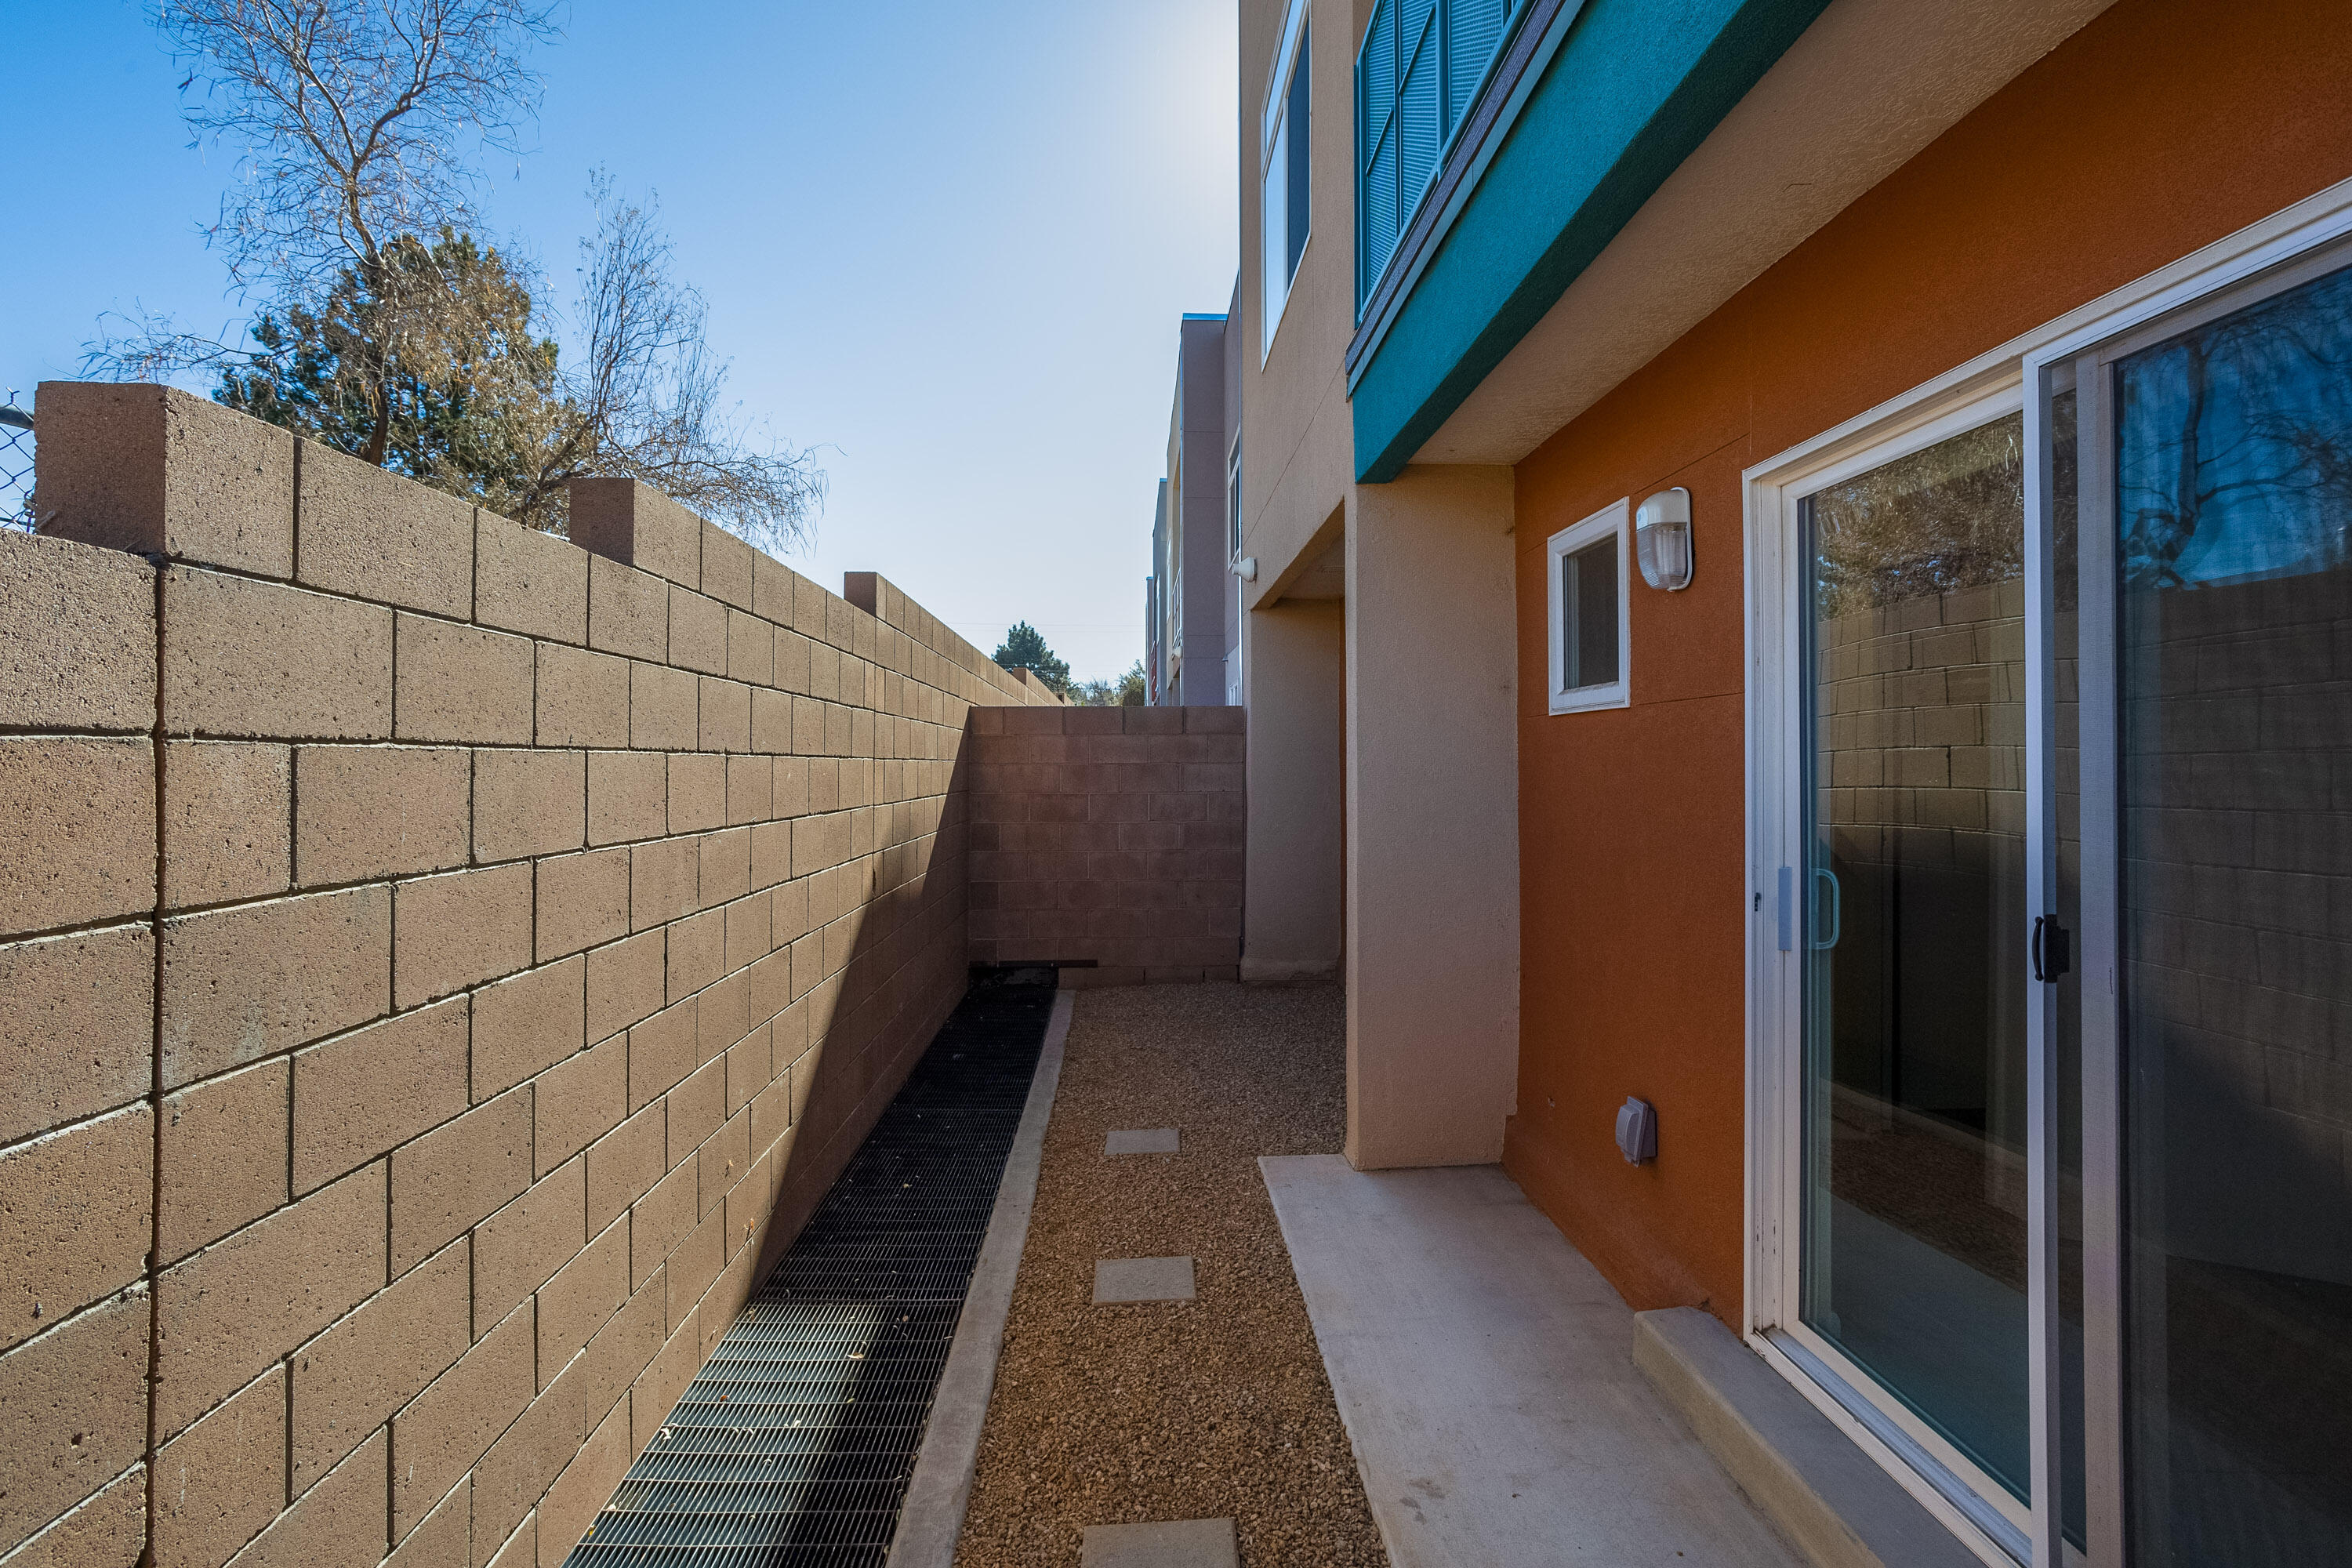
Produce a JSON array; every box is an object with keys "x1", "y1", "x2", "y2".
[
  {"x1": 1241, "y1": 601, "x2": 1345, "y2": 979},
  {"x1": 1345, "y1": 466, "x2": 1520, "y2": 1168},
  {"x1": 0, "y1": 383, "x2": 1058, "y2": 1568}
]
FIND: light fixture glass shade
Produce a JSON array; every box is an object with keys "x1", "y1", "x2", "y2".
[{"x1": 1635, "y1": 488, "x2": 1693, "y2": 590}]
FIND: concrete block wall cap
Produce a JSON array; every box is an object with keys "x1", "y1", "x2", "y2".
[
  {"x1": 33, "y1": 381, "x2": 294, "y2": 577},
  {"x1": 566, "y1": 477, "x2": 703, "y2": 588}
]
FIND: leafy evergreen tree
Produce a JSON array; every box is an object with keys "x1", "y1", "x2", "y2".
[{"x1": 992, "y1": 622, "x2": 1071, "y2": 696}]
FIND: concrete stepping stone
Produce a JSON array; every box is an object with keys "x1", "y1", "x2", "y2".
[
  {"x1": 1080, "y1": 1519, "x2": 1238, "y2": 1567},
  {"x1": 1093, "y1": 1256, "x2": 1195, "y2": 1303},
  {"x1": 1105, "y1": 1127, "x2": 1179, "y2": 1156}
]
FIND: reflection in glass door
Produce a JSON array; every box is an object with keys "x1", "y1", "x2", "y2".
[
  {"x1": 1799, "y1": 414, "x2": 2035, "y2": 1504},
  {"x1": 2096, "y1": 255, "x2": 2352, "y2": 1566}
]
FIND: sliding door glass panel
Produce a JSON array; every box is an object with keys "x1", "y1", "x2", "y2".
[
  {"x1": 2114, "y1": 260, "x2": 2352, "y2": 1565},
  {"x1": 2052, "y1": 385, "x2": 2090, "y2": 1548},
  {"x1": 1802, "y1": 414, "x2": 2031, "y2": 1500}
]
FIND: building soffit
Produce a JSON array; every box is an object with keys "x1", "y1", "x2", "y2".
[{"x1": 1349, "y1": 0, "x2": 2115, "y2": 481}]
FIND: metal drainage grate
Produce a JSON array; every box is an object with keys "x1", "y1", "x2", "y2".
[{"x1": 564, "y1": 976, "x2": 1055, "y2": 1567}]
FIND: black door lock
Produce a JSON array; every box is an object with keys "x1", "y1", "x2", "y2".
[{"x1": 2032, "y1": 915, "x2": 2071, "y2": 983}]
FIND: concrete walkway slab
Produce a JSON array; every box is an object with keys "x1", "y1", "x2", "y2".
[
  {"x1": 1093, "y1": 1256, "x2": 1196, "y2": 1303},
  {"x1": 1080, "y1": 1518, "x2": 1239, "y2": 1567},
  {"x1": 1261, "y1": 1155, "x2": 1806, "y2": 1568},
  {"x1": 1105, "y1": 1127, "x2": 1181, "y2": 1155}
]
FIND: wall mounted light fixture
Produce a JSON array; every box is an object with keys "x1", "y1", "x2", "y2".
[
  {"x1": 1635, "y1": 488, "x2": 1693, "y2": 591},
  {"x1": 1234, "y1": 557, "x2": 1258, "y2": 581}
]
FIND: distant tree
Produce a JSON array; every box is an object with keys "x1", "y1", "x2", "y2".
[
  {"x1": 993, "y1": 622, "x2": 1070, "y2": 697},
  {"x1": 1115, "y1": 660, "x2": 1145, "y2": 706},
  {"x1": 93, "y1": 0, "x2": 822, "y2": 550},
  {"x1": 1069, "y1": 660, "x2": 1145, "y2": 706}
]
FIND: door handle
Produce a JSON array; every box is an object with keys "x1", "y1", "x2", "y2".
[
  {"x1": 2032, "y1": 915, "x2": 2071, "y2": 982},
  {"x1": 1811, "y1": 868, "x2": 1841, "y2": 950}
]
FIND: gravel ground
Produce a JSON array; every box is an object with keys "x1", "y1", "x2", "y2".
[{"x1": 952, "y1": 981, "x2": 1388, "y2": 1567}]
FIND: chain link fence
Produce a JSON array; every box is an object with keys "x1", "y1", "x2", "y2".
[{"x1": 2, "y1": 389, "x2": 34, "y2": 532}]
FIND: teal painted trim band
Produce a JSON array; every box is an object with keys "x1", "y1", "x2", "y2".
[{"x1": 1352, "y1": 0, "x2": 1831, "y2": 484}]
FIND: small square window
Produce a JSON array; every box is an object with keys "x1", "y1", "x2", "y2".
[{"x1": 1548, "y1": 499, "x2": 1631, "y2": 713}]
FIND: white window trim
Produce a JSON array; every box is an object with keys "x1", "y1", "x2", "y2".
[
  {"x1": 1739, "y1": 173, "x2": 2352, "y2": 1568},
  {"x1": 1227, "y1": 435, "x2": 1243, "y2": 563},
  {"x1": 1545, "y1": 498, "x2": 1631, "y2": 714},
  {"x1": 1261, "y1": 0, "x2": 1312, "y2": 361}
]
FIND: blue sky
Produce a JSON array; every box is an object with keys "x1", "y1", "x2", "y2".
[{"x1": 7, "y1": 0, "x2": 1239, "y2": 681}]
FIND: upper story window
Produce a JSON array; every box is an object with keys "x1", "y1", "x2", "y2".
[
  {"x1": 1262, "y1": 0, "x2": 1312, "y2": 357},
  {"x1": 1227, "y1": 438, "x2": 1243, "y2": 561},
  {"x1": 1357, "y1": 0, "x2": 1527, "y2": 310}
]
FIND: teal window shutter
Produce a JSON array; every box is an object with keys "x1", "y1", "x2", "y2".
[{"x1": 1356, "y1": 0, "x2": 1529, "y2": 311}]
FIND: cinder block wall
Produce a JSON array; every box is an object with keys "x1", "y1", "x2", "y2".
[
  {"x1": 0, "y1": 384, "x2": 1058, "y2": 1568},
  {"x1": 966, "y1": 705, "x2": 1245, "y2": 985}
]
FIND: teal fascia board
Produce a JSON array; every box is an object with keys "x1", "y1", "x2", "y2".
[{"x1": 1352, "y1": 0, "x2": 1831, "y2": 482}]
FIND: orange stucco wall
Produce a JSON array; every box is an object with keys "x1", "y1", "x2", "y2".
[{"x1": 1505, "y1": 0, "x2": 2352, "y2": 1327}]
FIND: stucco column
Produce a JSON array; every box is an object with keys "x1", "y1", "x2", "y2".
[
  {"x1": 1345, "y1": 466, "x2": 1519, "y2": 1168},
  {"x1": 1242, "y1": 597, "x2": 1346, "y2": 982}
]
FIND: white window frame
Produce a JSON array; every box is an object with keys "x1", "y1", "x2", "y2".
[
  {"x1": 1261, "y1": 0, "x2": 1312, "y2": 360},
  {"x1": 1545, "y1": 498, "x2": 1631, "y2": 714},
  {"x1": 1227, "y1": 436, "x2": 1243, "y2": 562},
  {"x1": 1740, "y1": 175, "x2": 2352, "y2": 1568}
]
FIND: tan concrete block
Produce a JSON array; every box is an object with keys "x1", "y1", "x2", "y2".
[
  {"x1": 390, "y1": 1301, "x2": 532, "y2": 1538},
  {"x1": 0, "y1": 925, "x2": 151, "y2": 1147},
  {"x1": 0, "y1": 1462, "x2": 146, "y2": 1568},
  {"x1": 629, "y1": 662, "x2": 697, "y2": 751},
  {"x1": 746, "y1": 952, "x2": 790, "y2": 1029},
  {"x1": 666, "y1": 1210, "x2": 724, "y2": 1330},
  {"x1": 297, "y1": 439, "x2": 472, "y2": 616},
  {"x1": 163, "y1": 741, "x2": 291, "y2": 908},
  {"x1": 292, "y1": 995, "x2": 469, "y2": 1192},
  {"x1": 535, "y1": 848, "x2": 629, "y2": 963},
  {"x1": 725, "y1": 1022, "x2": 771, "y2": 1117},
  {"x1": 699, "y1": 677, "x2": 751, "y2": 753},
  {"x1": 667, "y1": 753, "x2": 726, "y2": 833},
  {"x1": 536, "y1": 1396, "x2": 631, "y2": 1568},
  {"x1": 725, "y1": 754, "x2": 771, "y2": 829},
  {"x1": 394, "y1": 864, "x2": 532, "y2": 1007},
  {"x1": 793, "y1": 578, "x2": 830, "y2": 642},
  {"x1": 162, "y1": 567, "x2": 390, "y2": 739},
  {"x1": 571, "y1": 931, "x2": 658, "y2": 1054},
  {"x1": 152, "y1": 1362, "x2": 284, "y2": 1568},
  {"x1": 750, "y1": 1074, "x2": 793, "y2": 1161},
  {"x1": 477, "y1": 511, "x2": 586, "y2": 644},
  {"x1": 631, "y1": 1163, "x2": 695, "y2": 1291},
  {"x1": 667, "y1": 1058, "x2": 724, "y2": 1173},
  {"x1": 630, "y1": 837, "x2": 697, "y2": 932},
  {"x1": 386, "y1": 1472, "x2": 467, "y2": 1568},
  {"x1": 586, "y1": 1102, "x2": 666, "y2": 1235},
  {"x1": 752, "y1": 554, "x2": 800, "y2": 628},
  {"x1": 535, "y1": 1217, "x2": 627, "y2": 1388},
  {"x1": 750, "y1": 819, "x2": 792, "y2": 893},
  {"x1": 586, "y1": 750, "x2": 666, "y2": 846},
  {"x1": 533, "y1": 1033, "x2": 625, "y2": 1179},
  {"x1": 584, "y1": 555, "x2": 667, "y2": 661},
  {"x1": 0, "y1": 529, "x2": 155, "y2": 733},
  {"x1": 0, "y1": 736, "x2": 155, "y2": 934},
  {"x1": 632, "y1": 1309, "x2": 700, "y2": 1450},
  {"x1": 750, "y1": 686, "x2": 791, "y2": 754},
  {"x1": 726, "y1": 608, "x2": 773, "y2": 684},
  {"x1": 534, "y1": 644, "x2": 628, "y2": 750},
  {"x1": 724, "y1": 896, "x2": 770, "y2": 978},
  {"x1": 394, "y1": 615, "x2": 532, "y2": 745},
  {"x1": 161, "y1": 886, "x2": 391, "y2": 1087},
  {"x1": 668, "y1": 586, "x2": 727, "y2": 676},
  {"x1": 159, "y1": 1058, "x2": 288, "y2": 1265},
  {"x1": 699, "y1": 1107, "x2": 752, "y2": 1219},
  {"x1": 474, "y1": 749, "x2": 586, "y2": 863},
  {"x1": 294, "y1": 744, "x2": 470, "y2": 886},
  {"x1": 0, "y1": 1106, "x2": 151, "y2": 1353},
  {"x1": 789, "y1": 694, "x2": 825, "y2": 755},
  {"x1": 568, "y1": 478, "x2": 700, "y2": 587},
  {"x1": 699, "y1": 826, "x2": 751, "y2": 910},
  {"x1": 390, "y1": 1085, "x2": 529, "y2": 1276},
  {"x1": 627, "y1": 1000, "x2": 698, "y2": 1112},
  {"x1": 156, "y1": 1164, "x2": 387, "y2": 1440},
  {"x1": 774, "y1": 628, "x2": 812, "y2": 694},
  {"x1": 291, "y1": 1241, "x2": 470, "y2": 1488},
  {"x1": 482, "y1": 1515, "x2": 534, "y2": 1568},
  {"x1": 474, "y1": 1158, "x2": 584, "y2": 1330},
  {"x1": 0, "y1": 1288, "x2": 150, "y2": 1555},
  {"x1": 665, "y1": 908, "x2": 722, "y2": 1004},
  {"x1": 470, "y1": 956, "x2": 585, "y2": 1101},
  {"x1": 221, "y1": 1426, "x2": 386, "y2": 1568},
  {"x1": 769, "y1": 877, "x2": 810, "y2": 949},
  {"x1": 34, "y1": 381, "x2": 292, "y2": 576},
  {"x1": 697, "y1": 971, "x2": 751, "y2": 1064},
  {"x1": 699, "y1": 522, "x2": 753, "y2": 611},
  {"x1": 792, "y1": 810, "x2": 852, "y2": 879}
]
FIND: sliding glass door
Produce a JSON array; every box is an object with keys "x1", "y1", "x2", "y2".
[{"x1": 1764, "y1": 233, "x2": 2352, "y2": 1568}]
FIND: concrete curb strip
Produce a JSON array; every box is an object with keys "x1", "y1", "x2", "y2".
[{"x1": 884, "y1": 987, "x2": 1074, "y2": 1568}]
